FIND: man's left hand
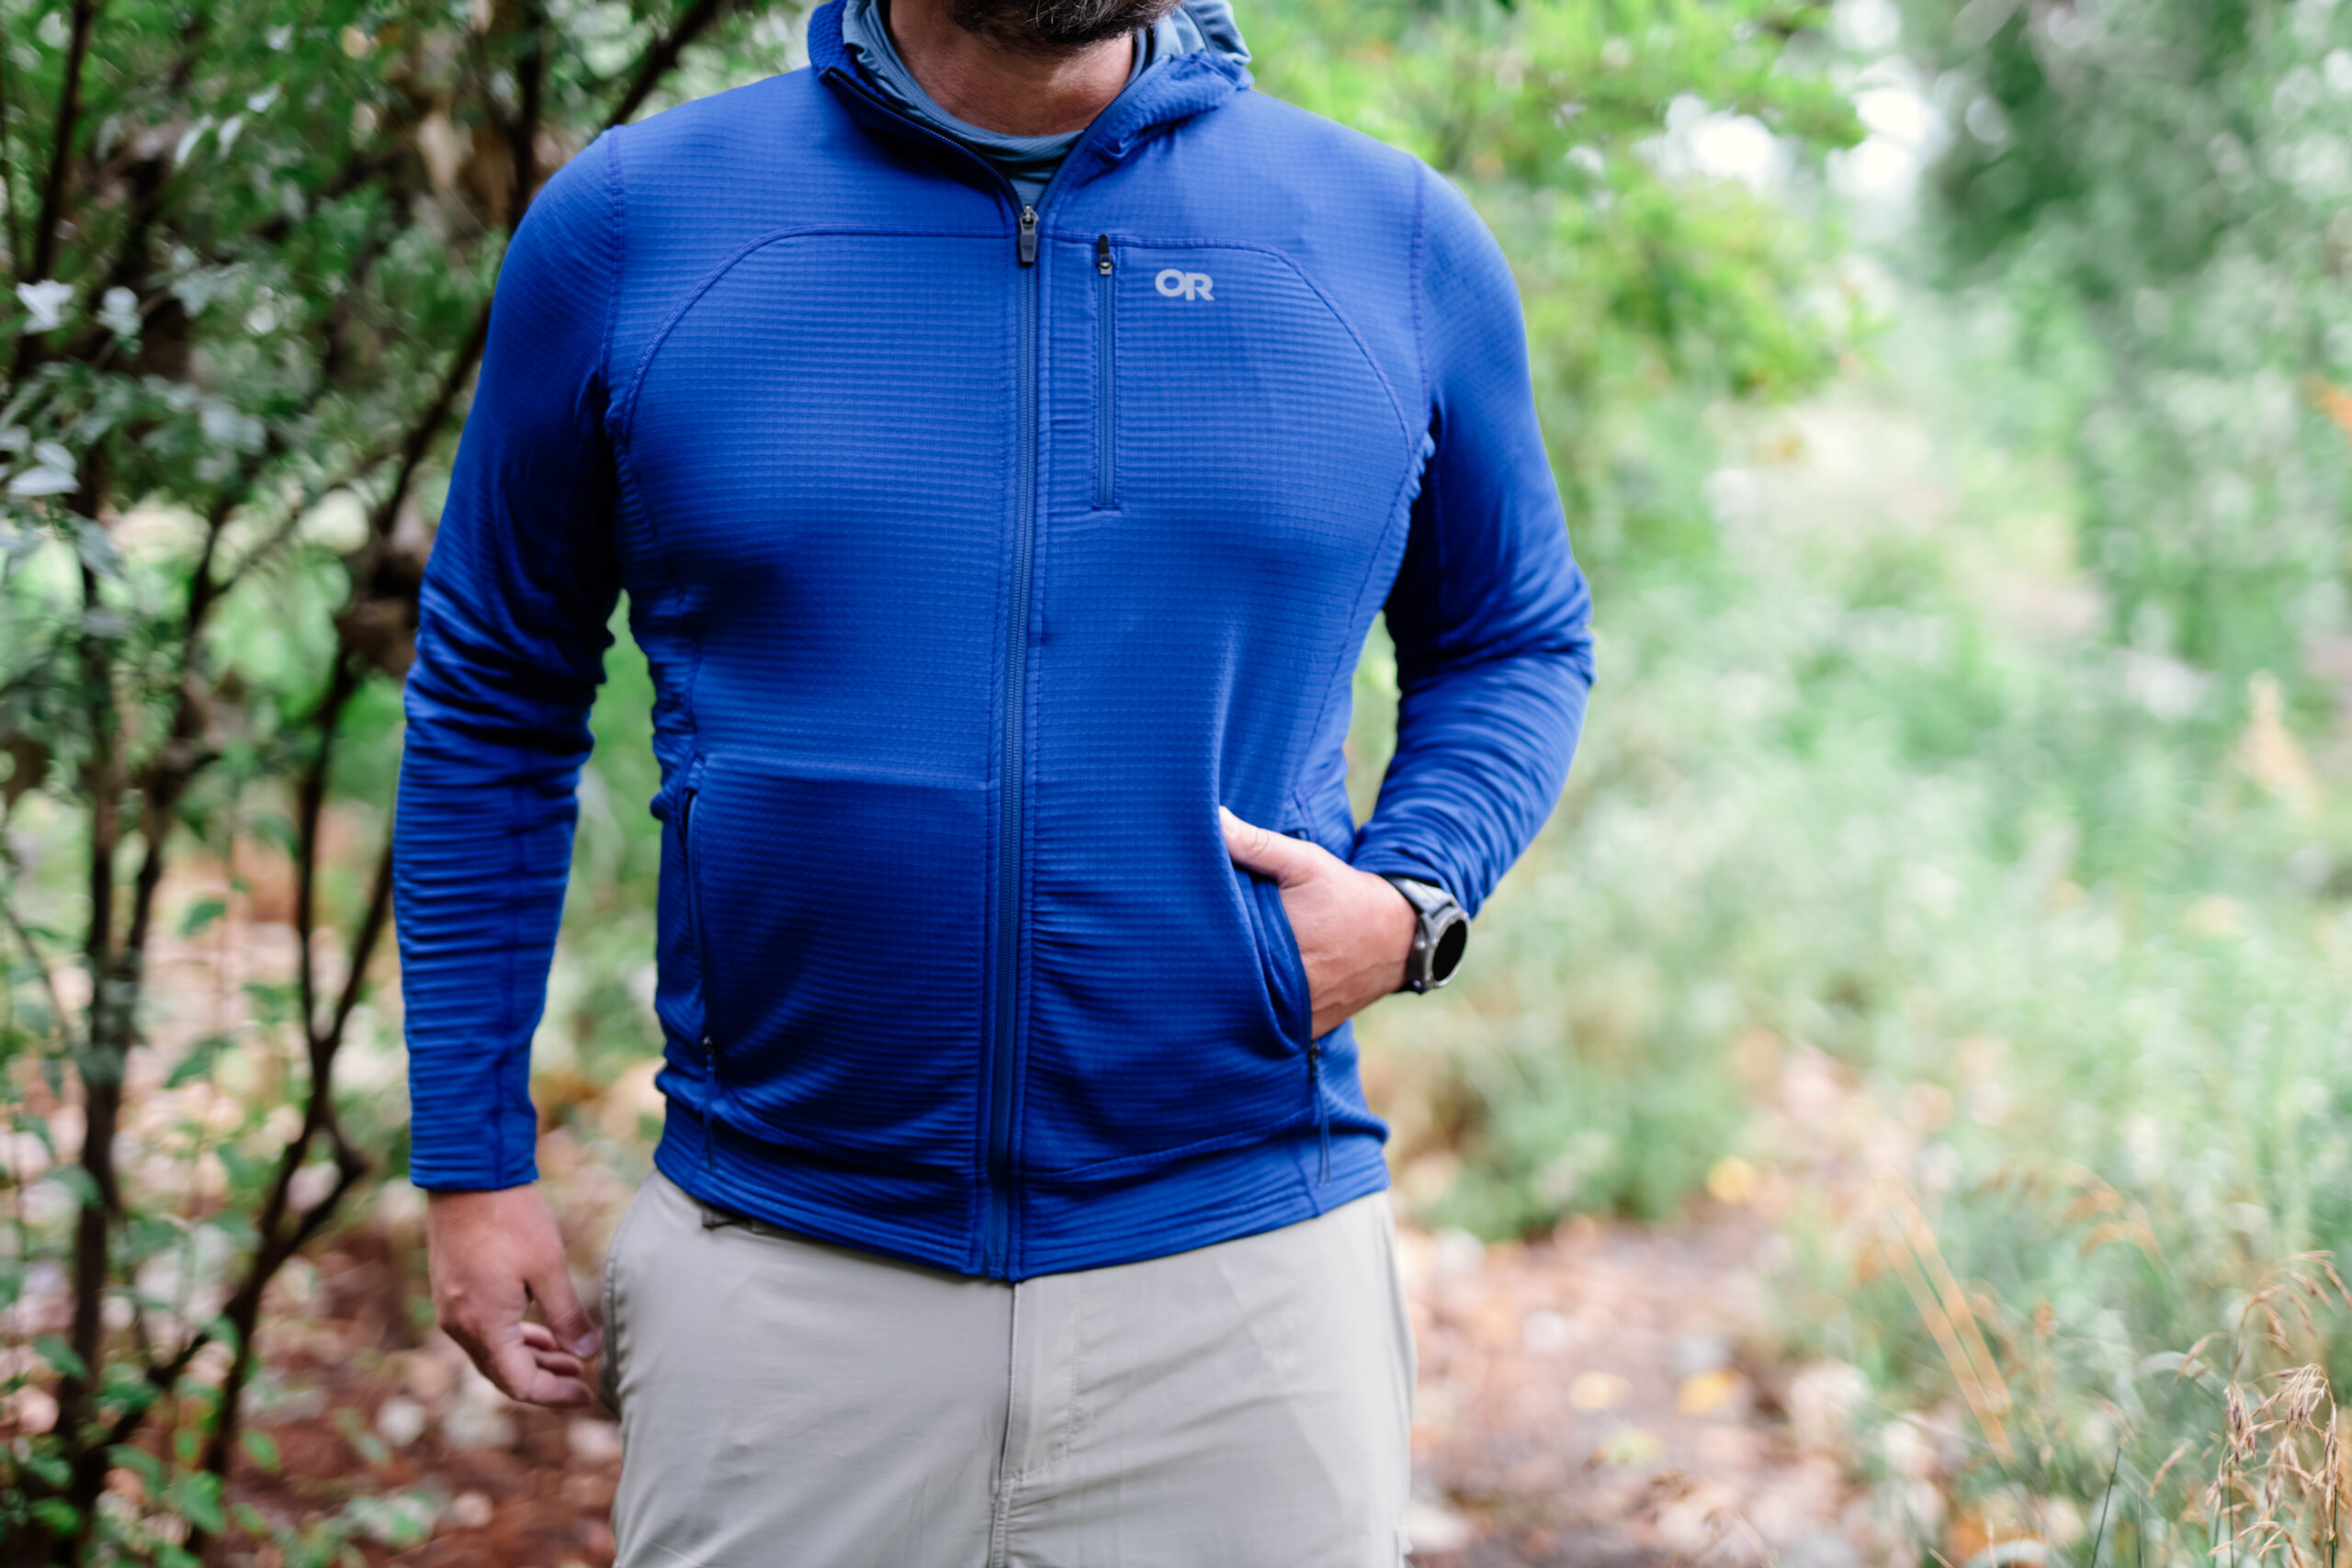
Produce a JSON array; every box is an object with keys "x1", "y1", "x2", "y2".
[{"x1": 1219, "y1": 807, "x2": 1416, "y2": 1038}]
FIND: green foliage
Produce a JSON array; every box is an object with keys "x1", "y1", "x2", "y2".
[
  {"x1": 1901, "y1": 0, "x2": 2352, "y2": 679},
  {"x1": 0, "y1": 0, "x2": 798, "y2": 1558},
  {"x1": 1250, "y1": 0, "x2": 1865, "y2": 565}
]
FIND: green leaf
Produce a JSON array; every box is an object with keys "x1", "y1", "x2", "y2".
[
  {"x1": 32, "y1": 1335, "x2": 86, "y2": 1382},
  {"x1": 247, "y1": 810, "x2": 298, "y2": 859},
  {"x1": 71, "y1": 519, "x2": 122, "y2": 582},
  {"x1": 241, "y1": 980, "x2": 291, "y2": 1026},
  {"x1": 108, "y1": 1445, "x2": 164, "y2": 1493},
  {"x1": 44, "y1": 1165, "x2": 100, "y2": 1209},
  {"x1": 242, "y1": 1428, "x2": 281, "y2": 1472},
  {"x1": 166, "y1": 1032, "x2": 236, "y2": 1088},
  {"x1": 177, "y1": 896, "x2": 227, "y2": 938},
  {"x1": 165, "y1": 1472, "x2": 226, "y2": 1536},
  {"x1": 29, "y1": 1498, "x2": 79, "y2": 1533}
]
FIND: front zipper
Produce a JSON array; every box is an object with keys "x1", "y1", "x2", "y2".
[
  {"x1": 680, "y1": 785, "x2": 718, "y2": 1168},
  {"x1": 820, "y1": 64, "x2": 1124, "y2": 1278},
  {"x1": 1094, "y1": 234, "x2": 1116, "y2": 509},
  {"x1": 984, "y1": 203, "x2": 1043, "y2": 1278}
]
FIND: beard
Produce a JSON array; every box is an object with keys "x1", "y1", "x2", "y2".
[{"x1": 946, "y1": 0, "x2": 1182, "y2": 54}]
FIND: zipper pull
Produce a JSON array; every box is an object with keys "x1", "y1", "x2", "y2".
[
  {"x1": 1309, "y1": 1041, "x2": 1331, "y2": 1187},
  {"x1": 1018, "y1": 204, "x2": 1039, "y2": 267},
  {"x1": 1095, "y1": 234, "x2": 1113, "y2": 275},
  {"x1": 701, "y1": 1031, "x2": 718, "y2": 1168}
]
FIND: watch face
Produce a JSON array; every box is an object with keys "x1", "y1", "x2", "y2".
[{"x1": 1430, "y1": 914, "x2": 1468, "y2": 984}]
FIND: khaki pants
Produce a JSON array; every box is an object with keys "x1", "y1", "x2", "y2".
[{"x1": 601, "y1": 1171, "x2": 1415, "y2": 1567}]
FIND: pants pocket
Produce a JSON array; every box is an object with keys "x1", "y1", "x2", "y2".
[{"x1": 600, "y1": 1178, "x2": 657, "y2": 1419}]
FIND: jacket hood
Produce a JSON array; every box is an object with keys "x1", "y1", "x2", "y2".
[
  {"x1": 806, "y1": 0, "x2": 1252, "y2": 181},
  {"x1": 1163, "y1": 0, "x2": 1251, "y2": 62}
]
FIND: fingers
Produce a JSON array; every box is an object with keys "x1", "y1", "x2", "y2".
[
  {"x1": 527, "y1": 1254, "x2": 602, "y2": 1362},
  {"x1": 426, "y1": 1186, "x2": 602, "y2": 1409},
  {"x1": 1218, "y1": 806, "x2": 1321, "y2": 886},
  {"x1": 521, "y1": 1323, "x2": 589, "y2": 1377},
  {"x1": 482, "y1": 1324, "x2": 597, "y2": 1407}
]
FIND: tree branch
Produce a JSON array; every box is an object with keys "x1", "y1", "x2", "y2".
[
  {"x1": 325, "y1": 835, "x2": 396, "y2": 1048},
  {"x1": 291, "y1": 656, "x2": 359, "y2": 1037},
  {"x1": 27, "y1": 0, "x2": 99, "y2": 285},
  {"x1": 246, "y1": 148, "x2": 401, "y2": 251},
  {"x1": 62, "y1": 451, "x2": 129, "y2": 1560},
  {"x1": 510, "y1": 0, "x2": 549, "y2": 221},
  {"x1": 608, "y1": 0, "x2": 732, "y2": 128},
  {"x1": 0, "y1": 25, "x2": 26, "y2": 284},
  {"x1": 367, "y1": 302, "x2": 492, "y2": 547},
  {"x1": 0, "y1": 874, "x2": 72, "y2": 1051},
  {"x1": 14, "y1": 0, "x2": 103, "y2": 382}
]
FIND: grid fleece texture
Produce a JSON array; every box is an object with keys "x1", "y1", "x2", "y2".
[{"x1": 394, "y1": 1, "x2": 1594, "y2": 1280}]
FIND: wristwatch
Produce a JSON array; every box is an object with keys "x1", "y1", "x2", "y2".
[{"x1": 1380, "y1": 875, "x2": 1469, "y2": 993}]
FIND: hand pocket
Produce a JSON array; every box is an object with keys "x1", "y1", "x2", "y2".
[{"x1": 1238, "y1": 867, "x2": 1314, "y2": 1048}]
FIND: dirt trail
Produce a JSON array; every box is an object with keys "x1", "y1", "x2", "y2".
[{"x1": 1400, "y1": 1215, "x2": 1866, "y2": 1566}]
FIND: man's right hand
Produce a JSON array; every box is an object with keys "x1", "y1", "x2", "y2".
[{"x1": 426, "y1": 1185, "x2": 603, "y2": 1407}]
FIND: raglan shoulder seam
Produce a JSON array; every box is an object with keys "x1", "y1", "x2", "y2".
[
  {"x1": 601, "y1": 127, "x2": 628, "y2": 404},
  {"x1": 1410, "y1": 158, "x2": 1430, "y2": 423}
]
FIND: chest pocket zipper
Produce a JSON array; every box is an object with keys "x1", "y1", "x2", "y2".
[
  {"x1": 680, "y1": 786, "x2": 718, "y2": 1166},
  {"x1": 1095, "y1": 234, "x2": 1117, "y2": 509}
]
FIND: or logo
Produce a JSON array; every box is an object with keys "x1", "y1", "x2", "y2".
[{"x1": 1154, "y1": 268, "x2": 1215, "y2": 301}]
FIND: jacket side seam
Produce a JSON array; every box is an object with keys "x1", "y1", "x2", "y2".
[
  {"x1": 609, "y1": 454, "x2": 703, "y2": 773},
  {"x1": 1307, "y1": 442, "x2": 1434, "y2": 868}
]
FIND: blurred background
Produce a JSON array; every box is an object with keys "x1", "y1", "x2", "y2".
[{"x1": 5, "y1": 0, "x2": 2351, "y2": 1562}]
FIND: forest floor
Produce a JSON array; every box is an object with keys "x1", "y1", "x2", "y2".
[{"x1": 223, "y1": 1189, "x2": 1871, "y2": 1568}]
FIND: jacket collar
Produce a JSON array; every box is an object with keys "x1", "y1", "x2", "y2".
[{"x1": 807, "y1": 0, "x2": 1250, "y2": 200}]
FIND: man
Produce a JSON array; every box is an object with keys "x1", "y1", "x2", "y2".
[{"x1": 393, "y1": 0, "x2": 1592, "y2": 1556}]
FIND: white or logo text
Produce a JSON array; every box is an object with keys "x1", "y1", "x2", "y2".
[{"x1": 1154, "y1": 268, "x2": 1215, "y2": 301}]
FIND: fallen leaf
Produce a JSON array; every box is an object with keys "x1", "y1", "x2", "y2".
[
  {"x1": 1570, "y1": 1371, "x2": 1630, "y2": 1410},
  {"x1": 1678, "y1": 1370, "x2": 1745, "y2": 1416},
  {"x1": 1595, "y1": 1427, "x2": 1664, "y2": 1468},
  {"x1": 1706, "y1": 1156, "x2": 1758, "y2": 1204}
]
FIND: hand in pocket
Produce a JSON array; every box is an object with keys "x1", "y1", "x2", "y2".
[{"x1": 1219, "y1": 807, "x2": 1417, "y2": 1038}]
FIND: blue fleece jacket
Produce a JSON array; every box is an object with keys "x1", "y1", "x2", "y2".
[{"x1": 394, "y1": 0, "x2": 1594, "y2": 1280}]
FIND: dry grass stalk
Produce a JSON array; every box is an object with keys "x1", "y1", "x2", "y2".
[
  {"x1": 2177, "y1": 1258, "x2": 2352, "y2": 1567},
  {"x1": 1879, "y1": 1179, "x2": 2017, "y2": 1461}
]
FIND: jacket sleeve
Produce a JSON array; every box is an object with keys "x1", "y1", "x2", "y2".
[
  {"x1": 1349, "y1": 169, "x2": 1595, "y2": 914},
  {"x1": 394, "y1": 135, "x2": 624, "y2": 1190}
]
